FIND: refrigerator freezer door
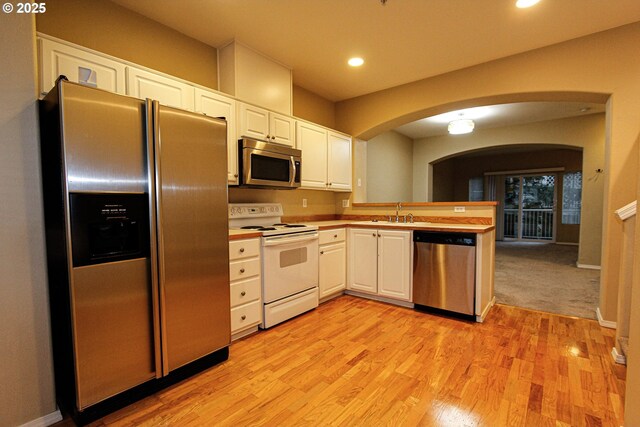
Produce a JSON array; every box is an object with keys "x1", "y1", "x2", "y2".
[
  {"x1": 154, "y1": 104, "x2": 231, "y2": 373},
  {"x1": 72, "y1": 259, "x2": 156, "y2": 409}
]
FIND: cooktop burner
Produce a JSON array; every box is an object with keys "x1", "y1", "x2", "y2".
[{"x1": 240, "y1": 225, "x2": 276, "y2": 231}]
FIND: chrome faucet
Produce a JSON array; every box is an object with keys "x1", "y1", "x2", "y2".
[
  {"x1": 407, "y1": 213, "x2": 414, "y2": 223},
  {"x1": 395, "y1": 202, "x2": 401, "y2": 222}
]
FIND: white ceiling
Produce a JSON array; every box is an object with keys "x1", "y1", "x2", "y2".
[
  {"x1": 394, "y1": 102, "x2": 606, "y2": 139},
  {"x1": 109, "y1": 0, "x2": 633, "y2": 138},
  {"x1": 110, "y1": 0, "x2": 640, "y2": 102}
]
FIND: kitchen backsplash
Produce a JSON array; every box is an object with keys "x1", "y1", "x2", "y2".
[{"x1": 228, "y1": 187, "x2": 337, "y2": 217}]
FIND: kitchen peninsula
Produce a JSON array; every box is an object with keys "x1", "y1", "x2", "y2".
[{"x1": 229, "y1": 201, "x2": 497, "y2": 334}]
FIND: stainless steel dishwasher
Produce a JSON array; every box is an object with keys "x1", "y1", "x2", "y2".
[{"x1": 413, "y1": 231, "x2": 476, "y2": 318}]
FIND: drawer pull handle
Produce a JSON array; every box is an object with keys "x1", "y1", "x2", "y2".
[
  {"x1": 240, "y1": 268, "x2": 245, "y2": 273},
  {"x1": 241, "y1": 291, "x2": 246, "y2": 296},
  {"x1": 239, "y1": 248, "x2": 245, "y2": 253},
  {"x1": 241, "y1": 315, "x2": 246, "y2": 320}
]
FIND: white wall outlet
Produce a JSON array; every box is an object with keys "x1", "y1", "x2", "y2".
[
  {"x1": 342, "y1": 199, "x2": 349, "y2": 208},
  {"x1": 302, "y1": 198, "x2": 307, "y2": 208},
  {"x1": 454, "y1": 206, "x2": 466, "y2": 213},
  {"x1": 357, "y1": 178, "x2": 362, "y2": 187}
]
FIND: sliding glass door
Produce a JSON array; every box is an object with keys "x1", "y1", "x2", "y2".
[{"x1": 503, "y1": 174, "x2": 556, "y2": 241}]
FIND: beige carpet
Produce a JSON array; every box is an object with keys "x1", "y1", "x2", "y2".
[{"x1": 494, "y1": 241, "x2": 599, "y2": 319}]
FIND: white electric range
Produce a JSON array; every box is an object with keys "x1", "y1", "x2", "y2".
[{"x1": 229, "y1": 203, "x2": 319, "y2": 328}]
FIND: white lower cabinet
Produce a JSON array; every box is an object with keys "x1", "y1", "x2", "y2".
[
  {"x1": 319, "y1": 229, "x2": 346, "y2": 300},
  {"x1": 229, "y1": 238, "x2": 262, "y2": 339},
  {"x1": 347, "y1": 228, "x2": 412, "y2": 301}
]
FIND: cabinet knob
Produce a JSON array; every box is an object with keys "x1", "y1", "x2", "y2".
[
  {"x1": 328, "y1": 182, "x2": 332, "y2": 186},
  {"x1": 320, "y1": 251, "x2": 324, "y2": 255},
  {"x1": 240, "y1": 268, "x2": 245, "y2": 273},
  {"x1": 234, "y1": 173, "x2": 239, "y2": 178},
  {"x1": 333, "y1": 234, "x2": 338, "y2": 238},
  {"x1": 239, "y1": 247, "x2": 245, "y2": 253},
  {"x1": 271, "y1": 136, "x2": 276, "y2": 140},
  {"x1": 241, "y1": 315, "x2": 246, "y2": 321},
  {"x1": 241, "y1": 291, "x2": 246, "y2": 297},
  {"x1": 372, "y1": 233, "x2": 376, "y2": 237}
]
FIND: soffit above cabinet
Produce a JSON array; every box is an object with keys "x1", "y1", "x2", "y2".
[{"x1": 218, "y1": 40, "x2": 292, "y2": 115}]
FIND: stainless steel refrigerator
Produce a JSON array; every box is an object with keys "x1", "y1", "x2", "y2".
[{"x1": 39, "y1": 78, "x2": 230, "y2": 421}]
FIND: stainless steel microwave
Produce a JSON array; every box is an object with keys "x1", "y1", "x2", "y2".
[{"x1": 238, "y1": 138, "x2": 301, "y2": 189}]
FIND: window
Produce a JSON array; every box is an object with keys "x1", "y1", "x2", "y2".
[
  {"x1": 562, "y1": 172, "x2": 582, "y2": 224},
  {"x1": 468, "y1": 177, "x2": 483, "y2": 201}
]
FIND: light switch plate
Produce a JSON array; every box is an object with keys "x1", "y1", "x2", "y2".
[
  {"x1": 302, "y1": 198, "x2": 307, "y2": 208},
  {"x1": 454, "y1": 206, "x2": 466, "y2": 213}
]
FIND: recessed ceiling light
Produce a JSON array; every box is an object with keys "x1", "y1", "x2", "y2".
[
  {"x1": 516, "y1": 0, "x2": 541, "y2": 8},
  {"x1": 348, "y1": 57, "x2": 364, "y2": 67}
]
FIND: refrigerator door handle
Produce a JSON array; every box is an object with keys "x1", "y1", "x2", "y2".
[
  {"x1": 145, "y1": 99, "x2": 163, "y2": 379},
  {"x1": 150, "y1": 99, "x2": 170, "y2": 377}
]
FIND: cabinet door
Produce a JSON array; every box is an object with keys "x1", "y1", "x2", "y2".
[
  {"x1": 39, "y1": 38, "x2": 126, "y2": 95},
  {"x1": 269, "y1": 113, "x2": 295, "y2": 147},
  {"x1": 327, "y1": 132, "x2": 352, "y2": 191},
  {"x1": 378, "y1": 230, "x2": 412, "y2": 301},
  {"x1": 348, "y1": 229, "x2": 378, "y2": 294},
  {"x1": 126, "y1": 67, "x2": 195, "y2": 111},
  {"x1": 238, "y1": 103, "x2": 269, "y2": 140},
  {"x1": 297, "y1": 121, "x2": 327, "y2": 189},
  {"x1": 195, "y1": 89, "x2": 238, "y2": 184},
  {"x1": 319, "y1": 242, "x2": 346, "y2": 299}
]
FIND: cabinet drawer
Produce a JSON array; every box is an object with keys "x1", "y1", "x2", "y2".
[
  {"x1": 229, "y1": 258, "x2": 261, "y2": 281},
  {"x1": 230, "y1": 277, "x2": 261, "y2": 307},
  {"x1": 229, "y1": 238, "x2": 261, "y2": 260},
  {"x1": 231, "y1": 300, "x2": 262, "y2": 333},
  {"x1": 319, "y1": 228, "x2": 346, "y2": 245}
]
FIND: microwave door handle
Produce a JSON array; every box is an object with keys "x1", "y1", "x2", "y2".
[{"x1": 290, "y1": 156, "x2": 296, "y2": 186}]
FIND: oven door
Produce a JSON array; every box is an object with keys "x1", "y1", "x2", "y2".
[
  {"x1": 262, "y1": 232, "x2": 319, "y2": 303},
  {"x1": 243, "y1": 147, "x2": 299, "y2": 188}
]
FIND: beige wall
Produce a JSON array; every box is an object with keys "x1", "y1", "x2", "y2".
[
  {"x1": 0, "y1": 15, "x2": 57, "y2": 427},
  {"x1": 625, "y1": 133, "x2": 640, "y2": 425},
  {"x1": 434, "y1": 148, "x2": 584, "y2": 244},
  {"x1": 336, "y1": 23, "x2": 640, "y2": 323},
  {"x1": 293, "y1": 85, "x2": 336, "y2": 129},
  {"x1": 411, "y1": 115, "x2": 605, "y2": 265},
  {"x1": 36, "y1": 0, "x2": 219, "y2": 89},
  {"x1": 366, "y1": 131, "x2": 413, "y2": 202},
  {"x1": 229, "y1": 188, "x2": 336, "y2": 218}
]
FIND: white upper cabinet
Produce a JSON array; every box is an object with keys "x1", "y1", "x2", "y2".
[
  {"x1": 39, "y1": 38, "x2": 126, "y2": 95},
  {"x1": 126, "y1": 66, "x2": 195, "y2": 111},
  {"x1": 238, "y1": 103, "x2": 294, "y2": 147},
  {"x1": 194, "y1": 89, "x2": 238, "y2": 184},
  {"x1": 297, "y1": 121, "x2": 328, "y2": 189},
  {"x1": 296, "y1": 122, "x2": 352, "y2": 191},
  {"x1": 218, "y1": 40, "x2": 292, "y2": 115},
  {"x1": 327, "y1": 132, "x2": 352, "y2": 191}
]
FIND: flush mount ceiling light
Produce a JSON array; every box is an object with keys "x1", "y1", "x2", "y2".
[
  {"x1": 348, "y1": 57, "x2": 364, "y2": 67},
  {"x1": 448, "y1": 119, "x2": 475, "y2": 135},
  {"x1": 516, "y1": 0, "x2": 541, "y2": 8}
]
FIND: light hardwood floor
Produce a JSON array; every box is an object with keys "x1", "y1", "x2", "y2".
[{"x1": 90, "y1": 296, "x2": 626, "y2": 427}]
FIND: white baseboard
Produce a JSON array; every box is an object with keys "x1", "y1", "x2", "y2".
[
  {"x1": 556, "y1": 242, "x2": 579, "y2": 246},
  {"x1": 611, "y1": 346, "x2": 627, "y2": 365},
  {"x1": 596, "y1": 307, "x2": 617, "y2": 329},
  {"x1": 577, "y1": 263, "x2": 601, "y2": 270},
  {"x1": 19, "y1": 409, "x2": 62, "y2": 427},
  {"x1": 476, "y1": 296, "x2": 496, "y2": 323}
]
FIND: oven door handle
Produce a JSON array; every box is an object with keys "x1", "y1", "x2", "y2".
[{"x1": 263, "y1": 233, "x2": 319, "y2": 247}]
